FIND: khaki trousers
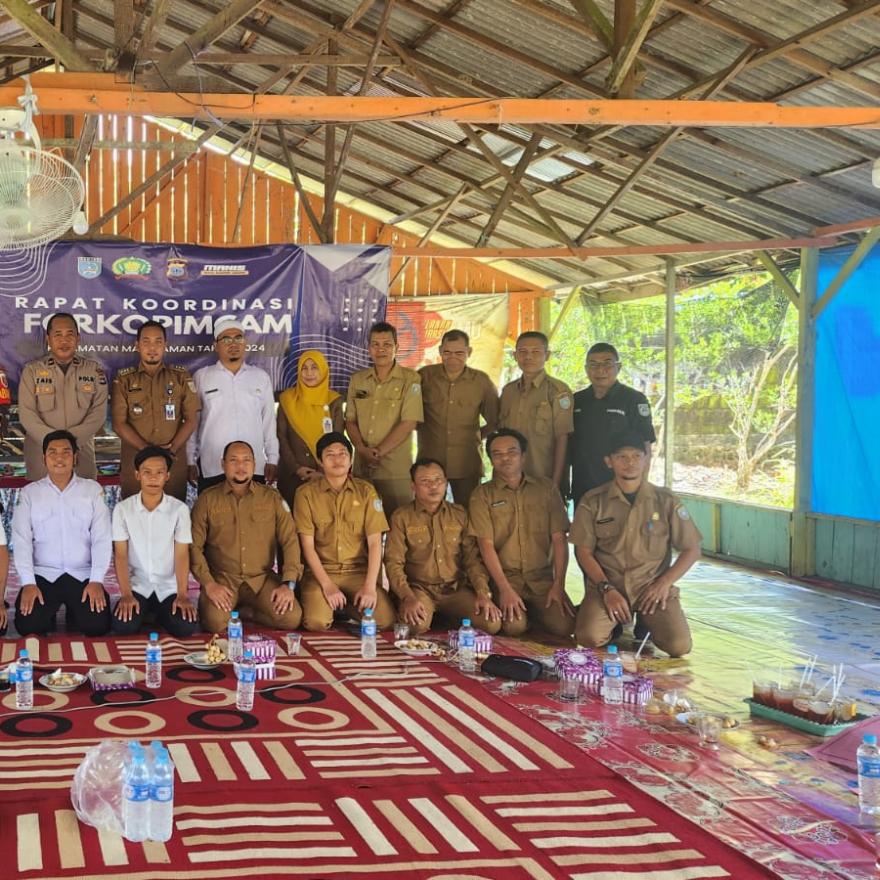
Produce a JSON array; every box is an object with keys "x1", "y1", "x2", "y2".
[
  {"x1": 199, "y1": 572, "x2": 302, "y2": 634},
  {"x1": 403, "y1": 583, "x2": 502, "y2": 636},
  {"x1": 299, "y1": 567, "x2": 395, "y2": 632},
  {"x1": 574, "y1": 581, "x2": 692, "y2": 657},
  {"x1": 495, "y1": 571, "x2": 575, "y2": 639}
]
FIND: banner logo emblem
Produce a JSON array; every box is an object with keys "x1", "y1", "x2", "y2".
[
  {"x1": 112, "y1": 256, "x2": 152, "y2": 278},
  {"x1": 166, "y1": 258, "x2": 188, "y2": 280},
  {"x1": 77, "y1": 257, "x2": 102, "y2": 279},
  {"x1": 200, "y1": 264, "x2": 249, "y2": 276}
]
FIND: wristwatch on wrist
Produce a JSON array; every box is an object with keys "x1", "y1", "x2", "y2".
[{"x1": 597, "y1": 580, "x2": 615, "y2": 595}]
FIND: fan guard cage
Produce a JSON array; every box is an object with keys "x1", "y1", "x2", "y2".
[{"x1": 0, "y1": 142, "x2": 85, "y2": 250}]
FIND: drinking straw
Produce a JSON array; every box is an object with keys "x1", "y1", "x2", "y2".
[
  {"x1": 812, "y1": 677, "x2": 832, "y2": 699},
  {"x1": 634, "y1": 631, "x2": 652, "y2": 660}
]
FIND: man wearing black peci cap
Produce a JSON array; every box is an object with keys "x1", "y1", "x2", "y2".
[
  {"x1": 569, "y1": 343, "x2": 655, "y2": 506},
  {"x1": 111, "y1": 445, "x2": 199, "y2": 637},
  {"x1": 569, "y1": 429, "x2": 701, "y2": 657}
]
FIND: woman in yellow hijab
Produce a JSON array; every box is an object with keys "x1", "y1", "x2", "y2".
[{"x1": 276, "y1": 350, "x2": 344, "y2": 502}]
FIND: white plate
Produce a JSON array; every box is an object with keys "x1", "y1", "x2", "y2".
[
  {"x1": 394, "y1": 640, "x2": 440, "y2": 657},
  {"x1": 39, "y1": 672, "x2": 86, "y2": 692},
  {"x1": 184, "y1": 651, "x2": 221, "y2": 670}
]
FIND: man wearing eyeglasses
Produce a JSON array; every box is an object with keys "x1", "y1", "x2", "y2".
[
  {"x1": 186, "y1": 317, "x2": 279, "y2": 493},
  {"x1": 570, "y1": 343, "x2": 656, "y2": 506}
]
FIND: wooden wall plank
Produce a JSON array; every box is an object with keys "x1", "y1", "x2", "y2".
[
  {"x1": 851, "y1": 523, "x2": 877, "y2": 588},
  {"x1": 829, "y1": 520, "x2": 855, "y2": 584},
  {"x1": 814, "y1": 519, "x2": 835, "y2": 580}
]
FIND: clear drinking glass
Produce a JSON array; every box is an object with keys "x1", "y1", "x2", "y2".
[
  {"x1": 694, "y1": 713, "x2": 721, "y2": 749},
  {"x1": 394, "y1": 623, "x2": 410, "y2": 642},
  {"x1": 286, "y1": 633, "x2": 302, "y2": 656},
  {"x1": 558, "y1": 675, "x2": 581, "y2": 703}
]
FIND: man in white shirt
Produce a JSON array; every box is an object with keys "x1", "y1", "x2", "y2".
[
  {"x1": 111, "y1": 445, "x2": 198, "y2": 638},
  {"x1": 12, "y1": 429, "x2": 112, "y2": 636},
  {"x1": 186, "y1": 317, "x2": 278, "y2": 493}
]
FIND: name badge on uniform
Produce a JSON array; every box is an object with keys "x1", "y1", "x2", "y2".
[
  {"x1": 491, "y1": 500, "x2": 507, "y2": 508},
  {"x1": 165, "y1": 403, "x2": 176, "y2": 421},
  {"x1": 132, "y1": 403, "x2": 144, "y2": 416},
  {"x1": 322, "y1": 417, "x2": 333, "y2": 433}
]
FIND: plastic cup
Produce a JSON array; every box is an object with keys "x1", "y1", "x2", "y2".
[
  {"x1": 558, "y1": 675, "x2": 581, "y2": 703},
  {"x1": 286, "y1": 633, "x2": 302, "y2": 656},
  {"x1": 792, "y1": 697, "x2": 812, "y2": 719},
  {"x1": 772, "y1": 685, "x2": 796, "y2": 714},
  {"x1": 808, "y1": 700, "x2": 834, "y2": 724},
  {"x1": 752, "y1": 680, "x2": 773, "y2": 706},
  {"x1": 620, "y1": 651, "x2": 638, "y2": 674},
  {"x1": 694, "y1": 713, "x2": 721, "y2": 749},
  {"x1": 394, "y1": 623, "x2": 410, "y2": 642},
  {"x1": 832, "y1": 700, "x2": 857, "y2": 722}
]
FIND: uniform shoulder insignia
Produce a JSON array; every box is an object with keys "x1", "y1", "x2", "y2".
[
  {"x1": 675, "y1": 505, "x2": 690, "y2": 521},
  {"x1": 116, "y1": 366, "x2": 135, "y2": 377},
  {"x1": 373, "y1": 497, "x2": 383, "y2": 511},
  {"x1": 558, "y1": 394, "x2": 571, "y2": 409},
  {"x1": 170, "y1": 363, "x2": 187, "y2": 372},
  {"x1": 410, "y1": 382, "x2": 421, "y2": 394},
  {"x1": 638, "y1": 402, "x2": 651, "y2": 416}
]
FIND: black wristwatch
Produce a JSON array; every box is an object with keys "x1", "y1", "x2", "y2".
[{"x1": 597, "y1": 580, "x2": 616, "y2": 595}]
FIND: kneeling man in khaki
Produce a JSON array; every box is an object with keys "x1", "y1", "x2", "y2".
[
  {"x1": 295, "y1": 432, "x2": 394, "y2": 631},
  {"x1": 386, "y1": 458, "x2": 501, "y2": 635},
  {"x1": 191, "y1": 440, "x2": 302, "y2": 632},
  {"x1": 468, "y1": 429, "x2": 575, "y2": 638},
  {"x1": 571, "y1": 430, "x2": 701, "y2": 657}
]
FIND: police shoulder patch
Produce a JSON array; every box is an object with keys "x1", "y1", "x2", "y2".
[
  {"x1": 410, "y1": 383, "x2": 421, "y2": 394},
  {"x1": 373, "y1": 498, "x2": 383, "y2": 511},
  {"x1": 559, "y1": 394, "x2": 571, "y2": 410},
  {"x1": 638, "y1": 403, "x2": 650, "y2": 417},
  {"x1": 676, "y1": 505, "x2": 690, "y2": 521}
]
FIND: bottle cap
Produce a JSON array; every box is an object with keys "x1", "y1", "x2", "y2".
[
  {"x1": 243, "y1": 648, "x2": 254, "y2": 659},
  {"x1": 864, "y1": 734, "x2": 878, "y2": 745},
  {"x1": 149, "y1": 632, "x2": 159, "y2": 641},
  {"x1": 462, "y1": 619, "x2": 471, "y2": 626},
  {"x1": 607, "y1": 645, "x2": 618, "y2": 655},
  {"x1": 364, "y1": 608, "x2": 374, "y2": 617},
  {"x1": 19, "y1": 649, "x2": 28, "y2": 659},
  {"x1": 231, "y1": 611, "x2": 239, "y2": 620}
]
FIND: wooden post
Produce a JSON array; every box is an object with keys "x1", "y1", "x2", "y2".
[
  {"x1": 613, "y1": 0, "x2": 637, "y2": 99},
  {"x1": 791, "y1": 246, "x2": 818, "y2": 577},
  {"x1": 663, "y1": 257, "x2": 676, "y2": 489}
]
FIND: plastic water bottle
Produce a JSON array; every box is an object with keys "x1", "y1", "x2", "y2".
[
  {"x1": 361, "y1": 608, "x2": 377, "y2": 659},
  {"x1": 602, "y1": 645, "x2": 624, "y2": 705},
  {"x1": 236, "y1": 648, "x2": 257, "y2": 711},
  {"x1": 858, "y1": 733, "x2": 880, "y2": 814},
  {"x1": 458, "y1": 618, "x2": 477, "y2": 673},
  {"x1": 123, "y1": 742, "x2": 151, "y2": 842},
  {"x1": 227, "y1": 611, "x2": 243, "y2": 663},
  {"x1": 15, "y1": 649, "x2": 33, "y2": 711},
  {"x1": 145, "y1": 633, "x2": 162, "y2": 689},
  {"x1": 149, "y1": 741, "x2": 175, "y2": 842}
]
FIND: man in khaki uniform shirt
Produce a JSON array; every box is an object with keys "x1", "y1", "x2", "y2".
[
  {"x1": 18, "y1": 312, "x2": 108, "y2": 480},
  {"x1": 386, "y1": 458, "x2": 501, "y2": 635},
  {"x1": 294, "y1": 432, "x2": 393, "y2": 631},
  {"x1": 469, "y1": 428, "x2": 575, "y2": 638},
  {"x1": 571, "y1": 430, "x2": 701, "y2": 657},
  {"x1": 191, "y1": 440, "x2": 302, "y2": 633},
  {"x1": 112, "y1": 321, "x2": 200, "y2": 501},
  {"x1": 346, "y1": 322, "x2": 423, "y2": 516},
  {"x1": 418, "y1": 329, "x2": 499, "y2": 506},
  {"x1": 499, "y1": 331, "x2": 573, "y2": 487}
]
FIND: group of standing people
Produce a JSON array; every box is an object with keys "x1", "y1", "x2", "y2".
[{"x1": 0, "y1": 311, "x2": 701, "y2": 658}]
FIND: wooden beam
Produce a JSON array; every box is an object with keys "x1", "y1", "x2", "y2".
[
  {"x1": 72, "y1": 115, "x2": 99, "y2": 173},
  {"x1": 138, "y1": 0, "x2": 172, "y2": 58},
  {"x1": 663, "y1": 257, "x2": 675, "y2": 488},
  {"x1": 276, "y1": 121, "x2": 326, "y2": 244},
  {"x1": 754, "y1": 250, "x2": 800, "y2": 306},
  {"x1": 548, "y1": 285, "x2": 582, "y2": 342},
  {"x1": 0, "y1": 0, "x2": 93, "y2": 70},
  {"x1": 390, "y1": 235, "x2": 838, "y2": 258},
  {"x1": 7, "y1": 79, "x2": 880, "y2": 127},
  {"x1": 607, "y1": 0, "x2": 665, "y2": 96},
  {"x1": 154, "y1": 0, "x2": 263, "y2": 80},
  {"x1": 813, "y1": 215, "x2": 880, "y2": 237},
  {"x1": 89, "y1": 123, "x2": 221, "y2": 233},
  {"x1": 322, "y1": 39, "x2": 338, "y2": 243},
  {"x1": 812, "y1": 226, "x2": 880, "y2": 318},
  {"x1": 611, "y1": 0, "x2": 636, "y2": 98},
  {"x1": 477, "y1": 131, "x2": 542, "y2": 247},
  {"x1": 114, "y1": 0, "x2": 136, "y2": 77},
  {"x1": 567, "y1": 0, "x2": 615, "y2": 50}
]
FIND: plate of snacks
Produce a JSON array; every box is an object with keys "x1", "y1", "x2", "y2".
[
  {"x1": 394, "y1": 638, "x2": 442, "y2": 657},
  {"x1": 40, "y1": 669, "x2": 86, "y2": 692},
  {"x1": 185, "y1": 636, "x2": 227, "y2": 669},
  {"x1": 677, "y1": 711, "x2": 739, "y2": 730}
]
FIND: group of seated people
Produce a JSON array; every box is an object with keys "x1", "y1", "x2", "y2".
[{"x1": 0, "y1": 313, "x2": 702, "y2": 658}]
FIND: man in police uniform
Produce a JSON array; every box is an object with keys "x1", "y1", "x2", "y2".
[
  {"x1": 570, "y1": 342, "x2": 656, "y2": 505},
  {"x1": 112, "y1": 321, "x2": 200, "y2": 501},
  {"x1": 345, "y1": 321, "x2": 423, "y2": 515},
  {"x1": 570, "y1": 430, "x2": 701, "y2": 658},
  {"x1": 498, "y1": 331, "x2": 573, "y2": 488},
  {"x1": 386, "y1": 458, "x2": 501, "y2": 635},
  {"x1": 295, "y1": 432, "x2": 393, "y2": 631},
  {"x1": 18, "y1": 312, "x2": 108, "y2": 480},
  {"x1": 469, "y1": 428, "x2": 575, "y2": 638},
  {"x1": 417, "y1": 329, "x2": 499, "y2": 506},
  {"x1": 190, "y1": 440, "x2": 302, "y2": 633}
]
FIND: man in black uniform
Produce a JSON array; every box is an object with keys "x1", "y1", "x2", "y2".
[{"x1": 570, "y1": 343, "x2": 656, "y2": 506}]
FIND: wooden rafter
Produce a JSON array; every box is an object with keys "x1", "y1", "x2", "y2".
[
  {"x1": 153, "y1": 0, "x2": 264, "y2": 80},
  {"x1": 567, "y1": 0, "x2": 615, "y2": 50},
  {"x1": 606, "y1": 0, "x2": 665, "y2": 96},
  {"x1": 322, "y1": 39, "x2": 338, "y2": 243},
  {"x1": 754, "y1": 250, "x2": 800, "y2": 306},
  {"x1": 138, "y1": 0, "x2": 172, "y2": 60},
  {"x1": 276, "y1": 121, "x2": 326, "y2": 243},
  {"x1": 1, "y1": 0, "x2": 92, "y2": 70}
]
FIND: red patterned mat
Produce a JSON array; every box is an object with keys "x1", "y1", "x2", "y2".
[{"x1": 0, "y1": 633, "x2": 772, "y2": 879}]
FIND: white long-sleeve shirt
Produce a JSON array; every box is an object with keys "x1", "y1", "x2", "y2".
[
  {"x1": 12, "y1": 475, "x2": 112, "y2": 585},
  {"x1": 186, "y1": 362, "x2": 278, "y2": 479}
]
